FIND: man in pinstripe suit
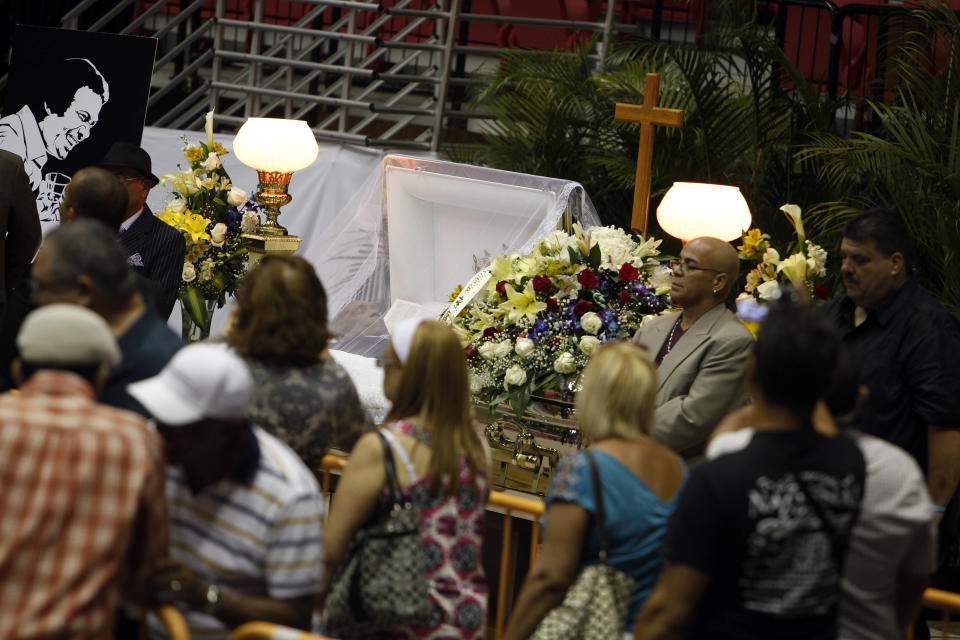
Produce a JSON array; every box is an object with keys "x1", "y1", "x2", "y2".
[{"x1": 100, "y1": 142, "x2": 184, "y2": 320}]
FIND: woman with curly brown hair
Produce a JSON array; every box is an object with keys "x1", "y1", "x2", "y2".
[{"x1": 226, "y1": 255, "x2": 369, "y2": 472}]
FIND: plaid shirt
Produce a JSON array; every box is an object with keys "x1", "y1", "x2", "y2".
[{"x1": 0, "y1": 370, "x2": 169, "y2": 639}]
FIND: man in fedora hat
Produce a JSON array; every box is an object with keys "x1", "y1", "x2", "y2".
[{"x1": 100, "y1": 141, "x2": 184, "y2": 319}]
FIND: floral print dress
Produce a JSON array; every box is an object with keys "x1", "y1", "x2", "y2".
[{"x1": 372, "y1": 421, "x2": 490, "y2": 640}]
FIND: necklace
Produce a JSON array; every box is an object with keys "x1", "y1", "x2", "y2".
[{"x1": 664, "y1": 316, "x2": 684, "y2": 356}]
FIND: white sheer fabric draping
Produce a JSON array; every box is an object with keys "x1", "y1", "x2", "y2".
[{"x1": 142, "y1": 129, "x2": 601, "y2": 350}]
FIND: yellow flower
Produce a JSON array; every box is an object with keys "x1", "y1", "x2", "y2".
[
  {"x1": 213, "y1": 142, "x2": 228, "y2": 156},
  {"x1": 778, "y1": 251, "x2": 808, "y2": 284},
  {"x1": 184, "y1": 146, "x2": 205, "y2": 163},
  {"x1": 498, "y1": 282, "x2": 547, "y2": 324},
  {"x1": 739, "y1": 228, "x2": 766, "y2": 260},
  {"x1": 158, "y1": 208, "x2": 183, "y2": 227},
  {"x1": 448, "y1": 284, "x2": 464, "y2": 302},
  {"x1": 181, "y1": 213, "x2": 212, "y2": 243},
  {"x1": 780, "y1": 204, "x2": 805, "y2": 241},
  {"x1": 485, "y1": 254, "x2": 518, "y2": 294}
]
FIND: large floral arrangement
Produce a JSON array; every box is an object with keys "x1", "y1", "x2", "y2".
[
  {"x1": 448, "y1": 224, "x2": 672, "y2": 417},
  {"x1": 738, "y1": 204, "x2": 828, "y2": 302},
  {"x1": 158, "y1": 112, "x2": 262, "y2": 330}
]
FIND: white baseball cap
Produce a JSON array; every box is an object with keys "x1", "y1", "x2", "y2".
[{"x1": 127, "y1": 342, "x2": 253, "y2": 426}]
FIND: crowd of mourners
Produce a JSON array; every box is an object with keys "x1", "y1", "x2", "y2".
[{"x1": 0, "y1": 142, "x2": 958, "y2": 640}]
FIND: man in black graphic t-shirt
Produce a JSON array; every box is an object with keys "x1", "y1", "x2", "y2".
[{"x1": 634, "y1": 297, "x2": 866, "y2": 640}]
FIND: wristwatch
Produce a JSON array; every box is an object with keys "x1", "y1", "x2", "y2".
[{"x1": 202, "y1": 584, "x2": 221, "y2": 616}]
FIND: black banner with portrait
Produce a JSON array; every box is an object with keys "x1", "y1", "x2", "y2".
[{"x1": 1, "y1": 26, "x2": 157, "y2": 231}]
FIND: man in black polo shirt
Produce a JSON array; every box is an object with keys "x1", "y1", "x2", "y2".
[
  {"x1": 634, "y1": 298, "x2": 866, "y2": 640},
  {"x1": 821, "y1": 209, "x2": 960, "y2": 517}
]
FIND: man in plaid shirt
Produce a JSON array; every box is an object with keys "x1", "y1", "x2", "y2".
[{"x1": 0, "y1": 303, "x2": 168, "y2": 638}]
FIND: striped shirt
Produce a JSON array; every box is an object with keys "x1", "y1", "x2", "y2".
[
  {"x1": 0, "y1": 370, "x2": 168, "y2": 640},
  {"x1": 150, "y1": 425, "x2": 325, "y2": 639}
]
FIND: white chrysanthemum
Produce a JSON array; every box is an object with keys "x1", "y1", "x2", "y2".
[
  {"x1": 648, "y1": 265, "x2": 673, "y2": 290},
  {"x1": 587, "y1": 226, "x2": 634, "y2": 269},
  {"x1": 806, "y1": 241, "x2": 827, "y2": 278}
]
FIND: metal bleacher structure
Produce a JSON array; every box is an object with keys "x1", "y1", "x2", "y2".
[{"x1": 37, "y1": 0, "x2": 923, "y2": 151}]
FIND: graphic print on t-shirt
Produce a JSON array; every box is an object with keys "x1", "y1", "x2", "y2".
[{"x1": 741, "y1": 470, "x2": 862, "y2": 616}]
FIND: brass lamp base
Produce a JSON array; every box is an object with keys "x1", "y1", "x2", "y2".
[
  {"x1": 243, "y1": 233, "x2": 301, "y2": 269},
  {"x1": 253, "y1": 169, "x2": 294, "y2": 237}
]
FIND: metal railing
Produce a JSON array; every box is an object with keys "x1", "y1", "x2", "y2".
[
  {"x1": 153, "y1": 605, "x2": 190, "y2": 639},
  {"x1": 1, "y1": 0, "x2": 926, "y2": 149}
]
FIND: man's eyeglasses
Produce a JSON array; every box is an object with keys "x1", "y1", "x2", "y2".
[
  {"x1": 375, "y1": 357, "x2": 402, "y2": 369},
  {"x1": 668, "y1": 259, "x2": 723, "y2": 275}
]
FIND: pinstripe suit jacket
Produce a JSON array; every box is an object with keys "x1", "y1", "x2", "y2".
[{"x1": 119, "y1": 204, "x2": 184, "y2": 320}]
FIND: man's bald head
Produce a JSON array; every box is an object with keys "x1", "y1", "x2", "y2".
[
  {"x1": 670, "y1": 237, "x2": 741, "y2": 309},
  {"x1": 687, "y1": 236, "x2": 740, "y2": 297},
  {"x1": 61, "y1": 167, "x2": 129, "y2": 228}
]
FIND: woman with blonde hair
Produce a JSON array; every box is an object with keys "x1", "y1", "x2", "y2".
[
  {"x1": 322, "y1": 318, "x2": 489, "y2": 639},
  {"x1": 504, "y1": 342, "x2": 686, "y2": 639}
]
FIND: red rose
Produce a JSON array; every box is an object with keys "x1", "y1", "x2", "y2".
[
  {"x1": 532, "y1": 274, "x2": 552, "y2": 292},
  {"x1": 577, "y1": 269, "x2": 599, "y2": 289},
  {"x1": 483, "y1": 326, "x2": 502, "y2": 338},
  {"x1": 545, "y1": 297, "x2": 560, "y2": 313},
  {"x1": 619, "y1": 291, "x2": 632, "y2": 303},
  {"x1": 496, "y1": 280, "x2": 508, "y2": 296},
  {"x1": 814, "y1": 284, "x2": 829, "y2": 299},
  {"x1": 573, "y1": 300, "x2": 592, "y2": 318},
  {"x1": 464, "y1": 344, "x2": 477, "y2": 358},
  {"x1": 619, "y1": 262, "x2": 639, "y2": 282}
]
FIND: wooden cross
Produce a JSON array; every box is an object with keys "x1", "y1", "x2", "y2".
[{"x1": 614, "y1": 73, "x2": 684, "y2": 235}]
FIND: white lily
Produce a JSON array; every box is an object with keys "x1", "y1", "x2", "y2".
[{"x1": 780, "y1": 204, "x2": 805, "y2": 242}]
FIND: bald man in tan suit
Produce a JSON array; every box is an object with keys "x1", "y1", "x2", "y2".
[{"x1": 633, "y1": 237, "x2": 754, "y2": 459}]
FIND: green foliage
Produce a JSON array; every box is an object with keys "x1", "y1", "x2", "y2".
[
  {"x1": 449, "y1": 1, "x2": 838, "y2": 254},
  {"x1": 802, "y1": 0, "x2": 960, "y2": 314},
  {"x1": 450, "y1": 0, "x2": 960, "y2": 314}
]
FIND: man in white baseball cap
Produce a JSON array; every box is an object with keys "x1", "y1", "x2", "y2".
[{"x1": 128, "y1": 342, "x2": 325, "y2": 639}]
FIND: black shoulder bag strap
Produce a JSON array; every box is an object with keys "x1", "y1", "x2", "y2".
[{"x1": 376, "y1": 430, "x2": 403, "y2": 507}]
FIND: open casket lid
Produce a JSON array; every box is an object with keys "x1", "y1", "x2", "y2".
[{"x1": 319, "y1": 155, "x2": 601, "y2": 367}]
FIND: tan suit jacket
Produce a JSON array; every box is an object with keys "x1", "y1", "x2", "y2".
[{"x1": 634, "y1": 304, "x2": 754, "y2": 457}]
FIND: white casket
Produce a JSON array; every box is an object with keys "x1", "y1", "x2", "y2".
[{"x1": 318, "y1": 155, "x2": 600, "y2": 490}]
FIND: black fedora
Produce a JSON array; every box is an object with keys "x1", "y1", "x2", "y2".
[{"x1": 99, "y1": 141, "x2": 159, "y2": 187}]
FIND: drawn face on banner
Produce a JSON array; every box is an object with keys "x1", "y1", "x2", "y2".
[
  {"x1": 40, "y1": 85, "x2": 106, "y2": 160},
  {"x1": 3, "y1": 27, "x2": 156, "y2": 229}
]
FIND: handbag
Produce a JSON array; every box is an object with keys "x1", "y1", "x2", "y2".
[
  {"x1": 324, "y1": 430, "x2": 433, "y2": 638},
  {"x1": 529, "y1": 450, "x2": 636, "y2": 640}
]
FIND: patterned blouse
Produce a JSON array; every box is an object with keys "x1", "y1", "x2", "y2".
[
  {"x1": 245, "y1": 356, "x2": 371, "y2": 473},
  {"x1": 372, "y1": 421, "x2": 490, "y2": 640}
]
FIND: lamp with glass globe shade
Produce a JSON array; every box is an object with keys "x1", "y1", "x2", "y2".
[
  {"x1": 233, "y1": 118, "x2": 319, "y2": 257},
  {"x1": 656, "y1": 182, "x2": 752, "y2": 243}
]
